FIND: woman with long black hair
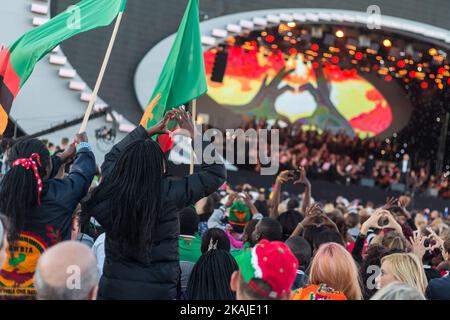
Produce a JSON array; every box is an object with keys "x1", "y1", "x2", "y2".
[
  {"x1": 186, "y1": 248, "x2": 238, "y2": 300},
  {"x1": 0, "y1": 133, "x2": 96, "y2": 299},
  {"x1": 82, "y1": 107, "x2": 226, "y2": 300}
]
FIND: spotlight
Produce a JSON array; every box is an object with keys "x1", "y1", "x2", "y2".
[
  {"x1": 421, "y1": 82, "x2": 429, "y2": 89},
  {"x1": 335, "y1": 30, "x2": 345, "y2": 38},
  {"x1": 355, "y1": 52, "x2": 363, "y2": 60},
  {"x1": 265, "y1": 35, "x2": 275, "y2": 43},
  {"x1": 383, "y1": 39, "x2": 392, "y2": 48},
  {"x1": 397, "y1": 60, "x2": 406, "y2": 68}
]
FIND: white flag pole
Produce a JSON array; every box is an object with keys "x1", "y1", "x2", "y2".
[{"x1": 79, "y1": 12, "x2": 123, "y2": 133}]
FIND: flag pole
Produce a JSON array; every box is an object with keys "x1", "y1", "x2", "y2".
[
  {"x1": 189, "y1": 99, "x2": 197, "y2": 175},
  {"x1": 79, "y1": 12, "x2": 123, "y2": 133}
]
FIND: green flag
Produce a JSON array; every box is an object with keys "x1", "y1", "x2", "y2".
[
  {"x1": 0, "y1": 0, "x2": 126, "y2": 134},
  {"x1": 140, "y1": 0, "x2": 207, "y2": 128}
]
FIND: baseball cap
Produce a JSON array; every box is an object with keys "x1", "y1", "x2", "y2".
[{"x1": 236, "y1": 240, "x2": 298, "y2": 298}]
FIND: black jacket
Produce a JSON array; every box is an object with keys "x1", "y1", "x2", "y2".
[
  {"x1": 0, "y1": 148, "x2": 96, "y2": 299},
  {"x1": 89, "y1": 126, "x2": 226, "y2": 300},
  {"x1": 426, "y1": 274, "x2": 450, "y2": 300}
]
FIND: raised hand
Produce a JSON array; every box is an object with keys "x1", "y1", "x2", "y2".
[
  {"x1": 58, "y1": 142, "x2": 76, "y2": 163},
  {"x1": 75, "y1": 132, "x2": 88, "y2": 144},
  {"x1": 360, "y1": 209, "x2": 388, "y2": 235},
  {"x1": 293, "y1": 166, "x2": 310, "y2": 185},
  {"x1": 409, "y1": 230, "x2": 427, "y2": 260},
  {"x1": 305, "y1": 203, "x2": 323, "y2": 217},
  {"x1": 172, "y1": 106, "x2": 199, "y2": 139},
  {"x1": 383, "y1": 197, "x2": 398, "y2": 210},
  {"x1": 276, "y1": 170, "x2": 293, "y2": 184},
  {"x1": 147, "y1": 109, "x2": 177, "y2": 136},
  {"x1": 426, "y1": 227, "x2": 445, "y2": 255}
]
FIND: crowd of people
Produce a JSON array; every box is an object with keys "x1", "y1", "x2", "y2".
[
  {"x1": 228, "y1": 119, "x2": 450, "y2": 199},
  {"x1": 0, "y1": 107, "x2": 449, "y2": 301}
]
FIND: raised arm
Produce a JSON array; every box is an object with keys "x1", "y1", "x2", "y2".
[
  {"x1": 269, "y1": 171, "x2": 291, "y2": 219},
  {"x1": 58, "y1": 133, "x2": 96, "y2": 208},
  {"x1": 165, "y1": 108, "x2": 226, "y2": 208},
  {"x1": 293, "y1": 167, "x2": 312, "y2": 215},
  {"x1": 101, "y1": 109, "x2": 178, "y2": 178}
]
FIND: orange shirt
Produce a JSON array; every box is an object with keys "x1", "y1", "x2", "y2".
[{"x1": 291, "y1": 284, "x2": 347, "y2": 300}]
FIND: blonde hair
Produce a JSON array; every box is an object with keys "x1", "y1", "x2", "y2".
[
  {"x1": 309, "y1": 243, "x2": 363, "y2": 300},
  {"x1": 381, "y1": 253, "x2": 428, "y2": 294}
]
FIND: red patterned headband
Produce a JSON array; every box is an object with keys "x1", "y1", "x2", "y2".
[{"x1": 12, "y1": 153, "x2": 43, "y2": 206}]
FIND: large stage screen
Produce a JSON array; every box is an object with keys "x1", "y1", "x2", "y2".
[{"x1": 204, "y1": 46, "x2": 404, "y2": 138}]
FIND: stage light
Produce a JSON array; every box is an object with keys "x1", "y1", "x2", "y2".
[
  {"x1": 266, "y1": 35, "x2": 275, "y2": 43},
  {"x1": 383, "y1": 39, "x2": 392, "y2": 48},
  {"x1": 311, "y1": 43, "x2": 319, "y2": 51},
  {"x1": 355, "y1": 52, "x2": 363, "y2": 60},
  {"x1": 429, "y1": 48, "x2": 438, "y2": 56},
  {"x1": 287, "y1": 22, "x2": 296, "y2": 28},
  {"x1": 397, "y1": 60, "x2": 406, "y2": 68},
  {"x1": 335, "y1": 30, "x2": 345, "y2": 38}
]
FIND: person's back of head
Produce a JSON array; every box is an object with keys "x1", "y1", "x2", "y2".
[
  {"x1": 278, "y1": 210, "x2": 304, "y2": 241},
  {"x1": 381, "y1": 231, "x2": 408, "y2": 251},
  {"x1": 201, "y1": 228, "x2": 230, "y2": 253},
  {"x1": 179, "y1": 207, "x2": 199, "y2": 236},
  {"x1": 231, "y1": 240, "x2": 298, "y2": 300},
  {"x1": 312, "y1": 229, "x2": 345, "y2": 251},
  {"x1": 286, "y1": 198, "x2": 300, "y2": 211},
  {"x1": 309, "y1": 242, "x2": 363, "y2": 300},
  {"x1": 34, "y1": 241, "x2": 99, "y2": 300},
  {"x1": 345, "y1": 213, "x2": 360, "y2": 229},
  {"x1": 252, "y1": 217, "x2": 283, "y2": 244},
  {"x1": 285, "y1": 236, "x2": 312, "y2": 271},
  {"x1": 83, "y1": 139, "x2": 165, "y2": 259},
  {"x1": 60, "y1": 137, "x2": 69, "y2": 149},
  {"x1": 242, "y1": 219, "x2": 259, "y2": 246},
  {"x1": 187, "y1": 249, "x2": 238, "y2": 300},
  {"x1": 371, "y1": 282, "x2": 425, "y2": 300},
  {"x1": 0, "y1": 138, "x2": 51, "y2": 244}
]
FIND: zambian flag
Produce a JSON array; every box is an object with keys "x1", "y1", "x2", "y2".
[
  {"x1": 140, "y1": 0, "x2": 207, "y2": 129},
  {"x1": 0, "y1": 0, "x2": 127, "y2": 135}
]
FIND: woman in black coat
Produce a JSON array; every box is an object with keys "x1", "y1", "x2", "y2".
[{"x1": 82, "y1": 108, "x2": 226, "y2": 300}]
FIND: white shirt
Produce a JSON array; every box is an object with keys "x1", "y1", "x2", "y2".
[{"x1": 92, "y1": 233, "x2": 106, "y2": 277}]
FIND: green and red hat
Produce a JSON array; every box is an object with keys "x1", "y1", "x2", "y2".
[
  {"x1": 236, "y1": 240, "x2": 298, "y2": 299},
  {"x1": 228, "y1": 201, "x2": 251, "y2": 227}
]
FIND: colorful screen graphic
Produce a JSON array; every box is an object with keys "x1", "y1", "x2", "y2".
[{"x1": 204, "y1": 46, "x2": 393, "y2": 138}]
